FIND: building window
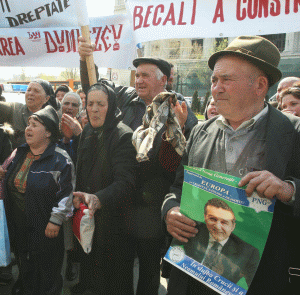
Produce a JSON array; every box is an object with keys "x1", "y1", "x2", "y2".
[
  {"x1": 169, "y1": 40, "x2": 181, "y2": 59},
  {"x1": 261, "y1": 34, "x2": 286, "y2": 52},
  {"x1": 215, "y1": 37, "x2": 228, "y2": 51},
  {"x1": 192, "y1": 39, "x2": 203, "y2": 47}
]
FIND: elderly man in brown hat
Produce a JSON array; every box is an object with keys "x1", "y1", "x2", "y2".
[{"x1": 162, "y1": 35, "x2": 300, "y2": 295}]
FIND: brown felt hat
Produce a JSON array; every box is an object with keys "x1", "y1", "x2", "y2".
[{"x1": 208, "y1": 36, "x2": 282, "y2": 86}]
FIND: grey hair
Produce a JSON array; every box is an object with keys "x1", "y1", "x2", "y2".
[
  {"x1": 61, "y1": 92, "x2": 82, "y2": 115},
  {"x1": 155, "y1": 67, "x2": 167, "y2": 88}
]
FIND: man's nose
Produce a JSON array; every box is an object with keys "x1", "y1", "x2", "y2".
[
  {"x1": 214, "y1": 221, "x2": 222, "y2": 229},
  {"x1": 136, "y1": 76, "x2": 143, "y2": 84},
  {"x1": 213, "y1": 81, "x2": 224, "y2": 92}
]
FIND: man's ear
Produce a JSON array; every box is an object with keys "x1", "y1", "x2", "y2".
[
  {"x1": 256, "y1": 75, "x2": 269, "y2": 98},
  {"x1": 161, "y1": 75, "x2": 168, "y2": 87},
  {"x1": 45, "y1": 131, "x2": 51, "y2": 138},
  {"x1": 232, "y1": 221, "x2": 236, "y2": 231},
  {"x1": 45, "y1": 95, "x2": 50, "y2": 103}
]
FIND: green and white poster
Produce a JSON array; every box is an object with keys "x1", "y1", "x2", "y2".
[{"x1": 164, "y1": 167, "x2": 275, "y2": 295}]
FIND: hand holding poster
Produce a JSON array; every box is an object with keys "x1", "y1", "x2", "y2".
[{"x1": 164, "y1": 167, "x2": 275, "y2": 295}]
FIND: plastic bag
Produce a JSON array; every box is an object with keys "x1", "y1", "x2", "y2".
[
  {"x1": 0, "y1": 200, "x2": 11, "y2": 266},
  {"x1": 72, "y1": 203, "x2": 95, "y2": 254}
]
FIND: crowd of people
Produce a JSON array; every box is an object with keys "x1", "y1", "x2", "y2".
[{"x1": 0, "y1": 34, "x2": 300, "y2": 295}]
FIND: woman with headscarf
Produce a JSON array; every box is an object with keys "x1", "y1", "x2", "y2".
[
  {"x1": 0, "y1": 79, "x2": 60, "y2": 149},
  {"x1": 3, "y1": 105, "x2": 74, "y2": 295},
  {"x1": 70, "y1": 83, "x2": 137, "y2": 295}
]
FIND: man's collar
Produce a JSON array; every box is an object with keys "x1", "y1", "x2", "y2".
[
  {"x1": 208, "y1": 234, "x2": 229, "y2": 247},
  {"x1": 216, "y1": 104, "x2": 269, "y2": 132}
]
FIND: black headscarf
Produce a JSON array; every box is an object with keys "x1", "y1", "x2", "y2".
[
  {"x1": 86, "y1": 83, "x2": 122, "y2": 135},
  {"x1": 32, "y1": 105, "x2": 59, "y2": 143},
  {"x1": 32, "y1": 79, "x2": 60, "y2": 111}
]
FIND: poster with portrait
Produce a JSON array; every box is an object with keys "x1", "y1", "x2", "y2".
[{"x1": 164, "y1": 167, "x2": 275, "y2": 295}]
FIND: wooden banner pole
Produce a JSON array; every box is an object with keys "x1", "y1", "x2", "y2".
[{"x1": 81, "y1": 25, "x2": 97, "y2": 86}]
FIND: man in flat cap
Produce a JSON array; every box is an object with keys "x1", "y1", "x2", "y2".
[
  {"x1": 76, "y1": 37, "x2": 198, "y2": 295},
  {"x1": 162, "y1": 35, "x2": 300, "y2": 295}
]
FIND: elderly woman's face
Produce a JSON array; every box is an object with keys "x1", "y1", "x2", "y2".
[
  {"x1": 25, "y1": 117, "x2": 51, "y2": 147},
  {"x1": 25, "y1": 82, "x2": 49, "y2": 113},
  {"x1": 86, "y1": 90, "x2": 108, "y2": 128},
  {"x1": 281, "y1": 94, "x2": 300, "y2": 117},
  {"x1": 56, "y1": 91, "x2": 67, "y2": 102},
  {"x1": 207, "y1": 98, "x2": 219, "y2": 120},
  {"x1": 62, "y1": 95, "x2": 80, "y2": 118}
]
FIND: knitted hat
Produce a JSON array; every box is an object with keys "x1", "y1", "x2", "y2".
[{"x1": 33, "y1": 105, "x2": 59, "y2": 142}]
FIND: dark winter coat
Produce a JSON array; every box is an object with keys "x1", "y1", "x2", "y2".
[
  {"x1": 76, "y1": 83, "x2": 137, "y2": 245},
  {"x1": 4, "y1": 143, "x2": 74, "y2": 252},
  {"x1": 0, "y1": 123, "x2": 13, "y2": 164}
]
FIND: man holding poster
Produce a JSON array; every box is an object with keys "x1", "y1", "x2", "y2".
[{"x1": 162, "y1": 35, "x2": 300, "y2": 295}]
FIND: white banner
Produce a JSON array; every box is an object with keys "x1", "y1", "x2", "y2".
[
  {"x1": 126, "y1": 0, "x2": 300, "y2": 42},
  {"x1": 0, "y1": 14, "x2": 136, "y2": 69},
  {"x1": 0, "y1": 0, "x2": 89, "y2": 28}
]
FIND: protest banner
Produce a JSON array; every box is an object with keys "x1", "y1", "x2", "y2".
[
  {"x1": 0, "y1": 14, "x2": 136, "y2": 69},
  {"x1": 0, "y1": 0, "x2": 89, "y2": 28},
  {"x1": 126, "y1": 0, "x2": 300, "y2": 43},
  {"x1": 164, "y1": 167, "x2": 275, "y2": 295}
]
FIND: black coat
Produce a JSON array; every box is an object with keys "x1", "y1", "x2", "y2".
[
  {"x1": 0, "y1": 124, "x2": 13, "y2": 164},
  {"x1": 76, "y1": 82, "x2": 137, "y2": 245}
]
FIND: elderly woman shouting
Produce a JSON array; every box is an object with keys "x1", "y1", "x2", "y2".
[
  {"x1": 3, "y1": 106, "x2": 74, "y2": 295},
  {"x1": 0, "y1": 79, "x2": 60, "y2": 148},
  {"x1": 59, "y1": 92, "x2": 83, "y2": 165},
  {"x1": 71, "y1": 83, "x2": 137, "y2": 295}
]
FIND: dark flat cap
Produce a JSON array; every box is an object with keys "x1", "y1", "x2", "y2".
[
  {"x1": 133, "y1": 57, "x2": 171, "y2": 79},
  {"x1": 208, "y1": 36, "x2": 282, "y2": 86}
]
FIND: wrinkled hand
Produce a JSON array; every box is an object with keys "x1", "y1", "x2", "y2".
[
  {"x1": 45, "y1": 222, "x2": 60, "y2": 238},
  {"x1": 166, "y1": 206, "x2": 198, "y2": 243},
  {"x1": 78, "y1": 36, "x2": 96, "y2": 61},
  {"x1": 73, "y1": 191, "x2": 101, "y2": 218},
  {"x1": 61, "y1": 114, "x2": 82, "y2": 139},
  {"x1": 0, "y1": 166, "x2": 7, "y2": 181},
  {"x1": 239, "y1": 170, "x2": 294, "y2": 202},
  {"x1": 170, "y1": 99, "x2": 188, "y2": 129}
]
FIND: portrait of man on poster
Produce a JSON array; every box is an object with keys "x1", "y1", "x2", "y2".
[{"x1": 183, "y1": 198, "x2": 260, "y2": 287}]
